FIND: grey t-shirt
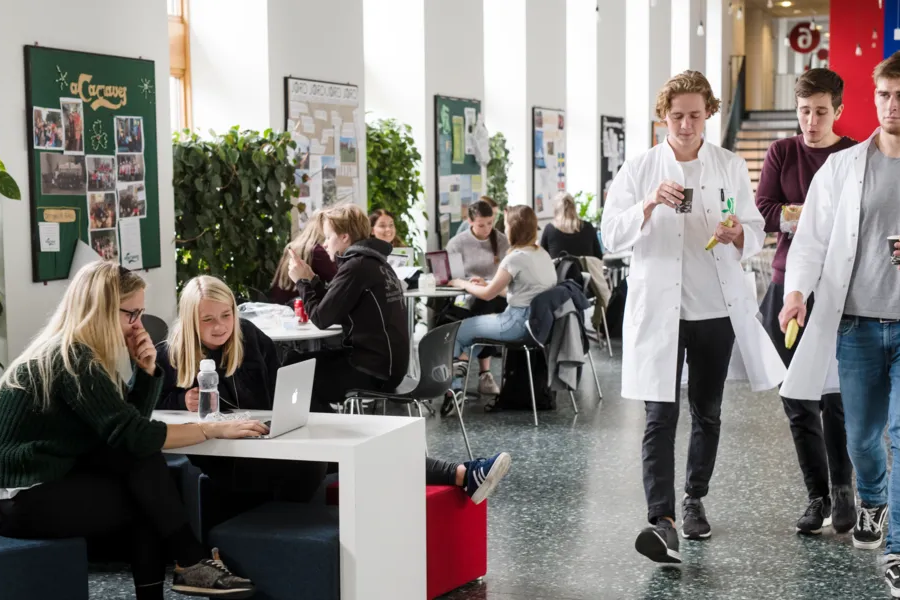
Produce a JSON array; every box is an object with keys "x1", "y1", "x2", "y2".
[
  {"x1": 499, "y1": 247, "x2": 557, "y2": 307},
  {"x1": 844, "y1": 144, "x2": 900, "y2": 319},
  {"x1": 445, "y1": 228, "x2": 510, "y2": 280}
]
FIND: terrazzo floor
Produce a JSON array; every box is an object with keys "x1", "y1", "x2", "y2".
[{"x1": 90, "y1": 341, "x2": 894, "y2": 599}]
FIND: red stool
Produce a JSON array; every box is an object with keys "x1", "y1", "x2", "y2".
[{"x1": 326, "y1": 482, "x2": 487, "y2": 598}]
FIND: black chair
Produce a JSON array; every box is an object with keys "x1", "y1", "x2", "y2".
[
  {"x1": 343, "y1": 322, "x2": 473, "y2": 460},
  {"x1": 142, "y1": 314, "x2": 169, "y2": 345}
]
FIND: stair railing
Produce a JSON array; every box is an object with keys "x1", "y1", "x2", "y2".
[{"x1": 722, "y1": 55, "x2": 746, "y2": 151}]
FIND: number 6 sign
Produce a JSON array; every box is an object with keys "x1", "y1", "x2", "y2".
[{"x1": 789, "y1": 22, "x2": 821, "y2": 54}]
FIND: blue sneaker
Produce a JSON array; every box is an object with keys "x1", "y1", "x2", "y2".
[{"x1": 463, "y1": 452, "x2": 512, "y2": 504}]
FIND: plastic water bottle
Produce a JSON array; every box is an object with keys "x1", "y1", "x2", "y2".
[{"x1": 198, "y1": 359, "x2": 219, "y2": 420}]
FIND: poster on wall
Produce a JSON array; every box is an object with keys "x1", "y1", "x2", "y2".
[
  {"x1": 24, "y1": 45, "x2": 161, "y2": 283},
  {"x1": 284, "y1": 77, "x2": 360, "y2": 232},
  {"x1": 652, "y1": 122, "x2": 668, "y2": 147},
  {"x1": 600, "y1": 116, "x2": 625, "y2": 207},
  {"x1": 434, "y1": 95, "x2": 482, "y2": 248},
  {"x1": 532, "y1": 107, "x2": 565, "y2": 219}
]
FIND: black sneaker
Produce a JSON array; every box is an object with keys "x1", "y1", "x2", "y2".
[
  {"x1": 884, "y1": 554, "x2": 900, "y2": 597},
  {"x1": 440, "y1": 391, "x2": 457, "y2": 417},
  {"x1": 796, "y1": 496, "x2": 833, "y2": 535},
  {"x1": 853, "y1": 502, "x2": 888, "y2": 550},
  {"x1": 172, "y1": 548, "x2": 255, "y2": 598},
  {"x1": 681, "y1": 497, "x2": 711, "y2": 540},
  {"x1": 832, "y1": 485, "x2": 856, "y2": 534},
  {"x1": 635, "y1": 520, "x2": 682, "y2": 564}
]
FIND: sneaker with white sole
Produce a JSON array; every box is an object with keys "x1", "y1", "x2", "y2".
[
  {"x1": 853, "y1": 502, "x2": 888, "y2": 550},
  {"x1": 681, "y1": 496, "x2": 712, "y2": 540},
  {"x1": 478, "y1": 371, "x2": 500, "y2": 395},
  {"x1": 796, "y1": 496, "x2": 833, "y2": 535},
  {"x1": 172, "y1": 548, "x2": 255, "y2": 598},
  {"x1": 884, "y1": 554, "x2": 900, "y2": 597},
  {"x1": 635, "y1": 520, "x2": 682, "y2": 564},
  {"x1": 462, "y1": 452, "x2": 512, "y2": 504}
]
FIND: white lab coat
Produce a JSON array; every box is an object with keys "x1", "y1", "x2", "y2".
[
  {"x1": 601, "y1": 141, "x2": 785, "y2": 402},
  {"x1": 780, "y1": 130, "x2": 878, "y2": 400}
]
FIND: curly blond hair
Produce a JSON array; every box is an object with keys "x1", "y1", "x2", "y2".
[{"x1": 655, "y1": 70, "x2": 721, "y2": 120}]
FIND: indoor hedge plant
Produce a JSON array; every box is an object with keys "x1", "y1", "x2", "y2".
[
  {"x1": 366, "y1": 118, "x2": 426, "y2": 253},
  {"x1": 486, "y1": 132, "x2": 510, "y2": 211},
  {"x1": 172, "y1": 126, "x2": 299, "y2": 299}
]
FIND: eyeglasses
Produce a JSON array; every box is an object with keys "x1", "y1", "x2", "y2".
[{"x1": 120, "y1": 307, "x2": 146, "y2": 324}]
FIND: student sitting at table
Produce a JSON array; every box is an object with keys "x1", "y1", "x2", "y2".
[
  {"x1": 441, "y1": 200, "x2": 511, "y2": 402},
  {"x1": 287, "y1": 203, "x2": 513, "y2": 504},
  {"x1": 454, "y1": 196, "x2": 501, "y2": 236},
  {"x1": 369, "y1": 208, "x2": 406, "y2": 247},
  {"x1": 270, "y1": 211, "x2": 337, "y2": 305},
  {"x1": 540, "y1": 192, "x2": 603, "y2": 260},
  {"x1": 0, "y1": 261, "x2": 263, "y2": 600},
  {"x1": 157, "y1": 275, "x2": 327, "y2": 502},
  {"x1": 448, "y1": 205, "x2": 557, "y2": 407}
]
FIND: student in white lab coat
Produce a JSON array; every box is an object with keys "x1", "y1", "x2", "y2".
[
  {"x1": 779, "y1": 51, "x2": 900, "y2": 597},
  {"x1": 601, "y1": 70, "x2": 784, "y2": 565}
]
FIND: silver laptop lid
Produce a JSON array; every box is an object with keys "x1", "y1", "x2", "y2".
[{"x1": 268, "y1": 358, "x2": 316, "y2": 438}]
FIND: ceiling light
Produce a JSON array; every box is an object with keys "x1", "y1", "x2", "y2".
[
  {"x1": 737, "y1": 6, "x2": 743, "y2": 19},
  {"x1": 728, "y1": 1, "x2": 733, "y2": 14},
  {"x1": 779, "y1": 1, "x2": 792, "y2": 6},
  {"x1": 825, "y1": 32, "x2": 830, "y2": 38},
  {"x1": 697, "y1": 20, "x2": 705, "y2": 36},
  {"x1": 767, "y1": 0, "x2": 773, "y2": 7},
  {"x1": 856, "y1": 44, "x2": 863, "y2": 57},
  {"x1": 874, "y1": 28, "x2": 879, "y2": 40}
]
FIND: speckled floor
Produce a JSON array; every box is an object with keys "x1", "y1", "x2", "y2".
[{"x1": 90, "y1": 341, "x2": 894, "y2": 599}]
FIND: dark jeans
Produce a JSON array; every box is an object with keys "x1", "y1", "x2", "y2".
[
  {"x1": 643, "y1": 317, "x2": 735, "y2": 523},
  {"x1": 760, "y1": 282, "x2": 853, "y2": 500},
  {"x1": 0, "y1": 451, "x2": 191, "y2": 588}
]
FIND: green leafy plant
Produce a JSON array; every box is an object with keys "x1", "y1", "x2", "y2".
[
  {"x1": 486, "y1": 132, "x2": 510, "y2": 210},
  {"x1": 172, "y1": 126, "x2": 299, "y2": 299},
  {"x1": 573, "y1": 191, "x2": 601, "y2": 224},
  {"x1": 366, "y1": 118, "x2": 426, "y2": 253},
  {"x1": 0, "y1": 159, "x2": 21, "y2": 200}
]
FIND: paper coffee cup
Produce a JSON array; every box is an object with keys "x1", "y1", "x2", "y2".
[{"x1": 676, "y1": 188, "x2": 694, "y2": 214}]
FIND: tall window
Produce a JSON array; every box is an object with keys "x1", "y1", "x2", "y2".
[{"x1": 168, "y1": 0, "x2": 191, "y2": 131}]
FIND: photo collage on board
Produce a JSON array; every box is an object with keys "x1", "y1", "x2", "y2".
[{"x1": 33, "y1": 96, "x2": 148, "y2": 265}]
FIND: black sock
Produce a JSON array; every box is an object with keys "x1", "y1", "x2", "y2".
[
  {"x1": 135, "y1": 582, "x2": 164, "y2": 600},
  {"x1": 479, "y1": 370, "x2": 489, "y2": 375},
  {"x1": 166, "y1": 524, "x2": 207, "y2": 567}
]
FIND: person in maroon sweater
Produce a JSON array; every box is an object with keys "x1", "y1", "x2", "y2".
[
  {"x1": 756, "y1": 68, "x2": 857, "y2": 536},
  {"x1": 270, "y1": 212, "x2": 337, "y2": 305}
]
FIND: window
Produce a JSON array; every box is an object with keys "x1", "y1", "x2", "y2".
[{"x1": 168, "y1": 0, "x2": 191, "y2": 131}]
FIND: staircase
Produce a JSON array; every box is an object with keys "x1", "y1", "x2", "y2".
[{"x1": 733, "y1": 110, "x2": 797, "y2": 194}]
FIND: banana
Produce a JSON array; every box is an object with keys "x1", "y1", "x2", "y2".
[
  {"x1": 705, "y1": 217, "x2": 734, "y2": 251},
  {"x1": 785, "y1": 318, "x2": 799, "y2": 350}
]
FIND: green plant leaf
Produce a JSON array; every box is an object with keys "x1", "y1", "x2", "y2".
[
  {"x1": 0, "y1": 159, "x2": 6, "y2": 172},
  {"x1": 0, "y1": 171, "x2": 21, "y2": 200}
]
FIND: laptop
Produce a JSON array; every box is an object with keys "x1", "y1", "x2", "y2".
[
  {"x1": 425, "y1": 251, "x2": 465, "y2": 288},
  {"x1": 244, "y1": 358, "x2": 315, "y2": 439}
]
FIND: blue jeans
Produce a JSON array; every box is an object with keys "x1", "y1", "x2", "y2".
[
  {"x1": 836, "y1": 316, "x2": 900, "y2": 553},
  {"x1": 452, "y1": 306, "x2": 531, "y2": 389}
]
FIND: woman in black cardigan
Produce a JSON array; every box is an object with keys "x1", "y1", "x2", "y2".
[
  {"x1": 158, "y1": 275, "x2": 326, "y2": 503},
  {"x1": 540, "y1": 192, "x2": 603, "y2": 259}
]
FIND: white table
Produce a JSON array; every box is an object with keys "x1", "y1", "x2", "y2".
[
  {"x1": 155, "y1": 410, "x2": 427, "y2": 600},
  {"x1": 258, "y1": 323, "x2": 342, "y2": 343},
  {"x1": 403, "y1": 289, "x2": 464, "y2": 378}
]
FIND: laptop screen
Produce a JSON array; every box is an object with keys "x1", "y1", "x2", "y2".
[{"x1": 425, "y1": 251, "x2": 451, "y2": 285}]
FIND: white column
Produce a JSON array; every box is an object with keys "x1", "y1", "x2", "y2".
[
  {"x1": 597, "y1": 0, "x2": 627, "y2": 121},
  {"x1": 625, "y1": 0, "x2": 650, "y2": 158},
  {"x1": 671, "y1": 0, "x2": 693, "y2": 74},
  {"x1": 650, "y1": 0, "x2": 673, "y2": 103},
  {"x1": 705, "y1": 0, "x2": 723, "y2": 146},
  {"x1": 566, "y1": 0, "x2": 598, "y2": 200}
]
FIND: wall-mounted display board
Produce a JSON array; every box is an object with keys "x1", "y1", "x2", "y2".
[
  {"x1": 434, "y1": 95, "x2": 483, "y2": 248},
  {"x1": 24, "y1": 45, "x2": 160, "y2": 282},
  {"x1": 532, "y1": 107, "x2": 565, "y2": 219},
  {"x1": 600, "y1": 116, "x2": 625, "y2": 207},
  {"x1": 284, "y1": 77, "x2": 361, "y2": 229}
]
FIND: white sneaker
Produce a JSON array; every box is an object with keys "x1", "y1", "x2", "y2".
[{"x1": 478, "y1": 372, "x2": 500, "y2": 395}]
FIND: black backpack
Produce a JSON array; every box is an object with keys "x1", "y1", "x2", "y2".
[
  {"x1": 494, "y1": 348, "x2": 556, "y2": 411},
  {"x1": 553, "y1": 252, "x2": 585, "y2": 288},
  {"x1": 604, "y1": 278, "x2": 627, "y2": 339}
]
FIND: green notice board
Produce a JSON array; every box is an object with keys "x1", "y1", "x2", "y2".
[
  {"x1": 24, "y1": 45, "x2": 161, "y2": 282},
  {"x1": 434, "y1": 95, "x2": 482, "y2": 248}
]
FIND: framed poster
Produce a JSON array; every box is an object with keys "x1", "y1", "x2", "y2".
[
  {"x1": 434, "y1": 95, "x2": 482, "y2": 248},
  {"x1": 532, "y1": 107, "x2": 565, "y2": 219},
  {"x1": 600, "y1": 116, "x2": 625, "y2": 207},
  {"x1": 24, "y1": 45, "x2": 160, "y2": 282},
  {"x1": 284, "y1": 77, "x2": 360, "y2": 230},
  {"x1": 652, "y1": 121, "x2": 668, "y2": 147}
]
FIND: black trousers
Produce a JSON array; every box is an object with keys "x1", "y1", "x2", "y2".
[
  {"x1": 0, "y1": 451, "x2": 190, "y2": 588},
  {"x1": 643, "y1": 317, "x2": 735, "y2": 523},
  {"x1": 759, "y1": 282, "x2": 853, "y2": 499}
]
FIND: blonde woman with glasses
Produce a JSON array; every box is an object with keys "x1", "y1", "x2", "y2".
[
  {"x1": 158, "y1": 275, "x2": 327, "y2": 502},
  {"x1": 0, "y1": 261, "x2": 263, "y2": 599}
]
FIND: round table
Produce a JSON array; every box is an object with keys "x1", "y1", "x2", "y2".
[
  {"x1": 259, "y1": 323, "x2": 342, "y2": 343},
  {"x1": 403, "y1": 288, "x2": 465, "y2": 379}
]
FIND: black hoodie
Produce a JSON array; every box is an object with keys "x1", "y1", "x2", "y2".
[
  {"x1": 156, "y1": 319, "x2": 281, "y2": 411},
  {"x1": 296, "y1": 238, "x2": 409, "y2": 386}
]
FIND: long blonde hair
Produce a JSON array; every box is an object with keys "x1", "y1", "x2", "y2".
[
  {"x1": 552, "y1": 192, "x2": 581, "y2": 234},
  {"x1": 168, "y1": 276, "x2": 244, "y2": 389},
  {"x1": 0, "y1": 261, "x2": 146, "y2": 410},
  {"x1": 272, "y1": 212, "x2": 327, "y2": 290}
]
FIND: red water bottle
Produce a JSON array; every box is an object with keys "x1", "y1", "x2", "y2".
[{"x1": 294, "y1": 298, "x2": 309, "y2": 324}]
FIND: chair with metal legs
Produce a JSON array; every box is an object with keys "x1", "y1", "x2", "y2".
[{"x1": 343, "y1": 322, "x2": 473, "y2": 460}]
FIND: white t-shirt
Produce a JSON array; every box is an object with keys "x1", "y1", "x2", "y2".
[
  {"x1": 499, "y1": 247, "x2": 557, "y2": 307},
  {"x1": 679, "y1": 159, "x2": 728, "y2": 321}
]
